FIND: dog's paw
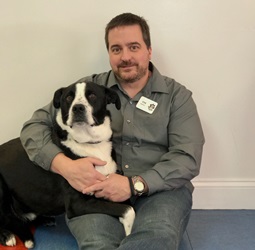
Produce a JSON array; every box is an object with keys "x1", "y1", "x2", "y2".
[
  {"x1": 119, "y1": 206, "x2": 135, "y2": 236},
  {"x1": 24, "y1": 240, "x2": 34, "y2": 249},
  {"x1": 0, "y1": 230, "x2": 16, "y2": 247},
  {"x1": 6, "y1": 234, "x2": 16, "y2": 247}
]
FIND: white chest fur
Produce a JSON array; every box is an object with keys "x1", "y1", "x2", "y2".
[{"x1": 61, "y1": 139, "x2": 117, "y2": 176}]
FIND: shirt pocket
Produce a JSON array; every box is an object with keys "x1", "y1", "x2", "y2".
[{"x1": 134, "y1": 109, "x2": 169, "y2": 145}]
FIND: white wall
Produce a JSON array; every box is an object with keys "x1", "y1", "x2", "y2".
[{"x1": 1, "y1": 0, "x2": 255, "y2": 209}]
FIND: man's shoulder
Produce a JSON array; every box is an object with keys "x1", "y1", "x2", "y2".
[
  {"x1": 151, "y1": 63, "x2": 189, "y2": 94},
  {"x1": 161, "y1": 75, "x2": 191, "y2": 95}
]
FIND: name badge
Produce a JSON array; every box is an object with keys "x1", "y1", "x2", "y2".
[{"x1": 136, "y1": 96, "x2": 158, "y2": 114}]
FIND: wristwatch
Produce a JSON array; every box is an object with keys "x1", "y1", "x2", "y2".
[{"x1": 132, "y1": 176, "x2": 146, "y2": 196}]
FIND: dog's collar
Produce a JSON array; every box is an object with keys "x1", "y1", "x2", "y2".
[
  {"x1": 87, "y1": 141, "x2": 102, "y2": 144},
  {"x1": 74, "y1": 139, "x2": 102, "y2": 145}
]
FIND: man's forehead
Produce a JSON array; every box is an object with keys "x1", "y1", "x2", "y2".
[{"x1": 108, "y1": 25, "x2": 144, "y2": 46}]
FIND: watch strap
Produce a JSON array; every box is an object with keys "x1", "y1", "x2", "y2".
[{"x1": 128, "y1": 176, "x2": 136, "y2": 196}]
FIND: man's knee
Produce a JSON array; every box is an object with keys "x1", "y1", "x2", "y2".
[{"x1": 67, "y1": 214, "x2": 125, "y2": 250}]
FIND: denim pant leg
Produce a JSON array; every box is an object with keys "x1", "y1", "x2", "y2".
[
  {"x1": 118, "y1": 187, "x2": 192, "y2": 250},
  {"x1": 67, "y1": 186, "x2": 192, "y2": 250},
  {"x1": 67, "y1": 213, "x2": 125, "y2": 250}
]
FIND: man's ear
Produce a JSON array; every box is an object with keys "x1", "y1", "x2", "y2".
[
  {"x1": 106, "y1": 88, "x2": 121, "y2": 110},
  {"x1": 53, "y1": 88, "x2": 64, "y2": 108}
]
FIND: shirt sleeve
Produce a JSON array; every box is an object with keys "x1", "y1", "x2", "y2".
[
  {"x1": 20, "y1": 101, "x2": 62, "y2": 170},
  {"x1": 140, "y1": 86, "x2": 205, "y2": 195}
]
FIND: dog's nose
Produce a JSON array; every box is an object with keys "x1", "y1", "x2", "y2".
[{"x1": 72, "y1": 104, "x2": 85, "y2": 114}]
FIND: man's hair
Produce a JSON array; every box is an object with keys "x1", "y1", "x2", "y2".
[{"x1": 105, "y1": 13, "x2": 151, "y2": 50}]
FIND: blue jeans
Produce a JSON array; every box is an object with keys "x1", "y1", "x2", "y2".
[{"x1": 67, "y1": 187, "x2": 192, "y2": 250}]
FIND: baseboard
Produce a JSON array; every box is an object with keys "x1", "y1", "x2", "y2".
[{"x1": 192, "y1": 179, "x2": 255, "y2": 209}]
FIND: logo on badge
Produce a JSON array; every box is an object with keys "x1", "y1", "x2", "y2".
[{"x1": 148, "y1": 104, "x2": 156, "y2": 112}]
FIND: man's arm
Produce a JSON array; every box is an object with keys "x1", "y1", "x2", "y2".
[
  {"x1": 141, "y1": 86, "x2": 205, "y2": 195},
  {"x1": 20, "y1": 102, "x2": 61, "y2": 170}
]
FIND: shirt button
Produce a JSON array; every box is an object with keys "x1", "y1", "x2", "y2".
[
  {"x1": 129, "y1": 101, "x2": 133, "y2": 105},
  {"x1": 126, "y1": 142, "x2": 129, "y2": 146},
  {"x1": 127, "y1": 119, "x2": 131, "y2": 123},
  {"x1": 124, "y1": 164, "x2": 129, "y2": 169}
]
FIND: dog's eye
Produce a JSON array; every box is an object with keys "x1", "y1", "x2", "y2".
[
  {"x1": 88, "y1": 93, "x2": 97, "y2": 102},
  {"x1": 66, "y1": 95, "x2": 73, "y2": 103}
]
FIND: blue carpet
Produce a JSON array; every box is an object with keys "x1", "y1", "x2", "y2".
[
  {"x1": 33, "y1": 215, "x2": 78, "y2": 250},
  {"x1": 186, "y1": 210, "x2": 255, "y2": 250},
  {"x1": 179, "y1": 231, "x2": 192, "y2": 250}
]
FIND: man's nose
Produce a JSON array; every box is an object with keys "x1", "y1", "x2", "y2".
[{"x1": 120, "y1": 48, "x2": 132, "y2": 61}]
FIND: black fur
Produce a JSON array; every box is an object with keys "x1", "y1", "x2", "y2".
[{"x1": 0, "y1": 82, "x2": 131, "y2": 247}]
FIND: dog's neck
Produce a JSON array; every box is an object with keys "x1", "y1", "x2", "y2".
[{"x1": 56, "y1": 111, "x2": 113, "y2": 144}]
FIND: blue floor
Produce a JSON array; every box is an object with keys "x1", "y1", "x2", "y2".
[
  {"x1": 33, "y1": 215, "x2": 78, "y2": 250},
  {"x1": 180, "y1": 210, "x2": 255, "y2": 250},
  {"x1": 33, "y1": 210, "x2": 255, "y2": 250}
]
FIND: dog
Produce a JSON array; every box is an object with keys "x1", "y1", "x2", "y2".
[{"x1": 0, "y1": 81, "x2": 135, "y2": 248}]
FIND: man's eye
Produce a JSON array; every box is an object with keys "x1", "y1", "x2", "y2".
[
  {"x1": 111, "y1": 47, "x2": 120, "y2": 54},
  {"x1": 130, "y1": 45, "x2": 139, "y2": 51}
]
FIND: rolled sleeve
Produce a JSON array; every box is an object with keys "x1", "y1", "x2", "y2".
[
  {"x1": 34, "y1": 141, "x2": 62, "y2": 170},
  {"x1": 20, "y1": 102, "x2": 62, "y2": 170}
]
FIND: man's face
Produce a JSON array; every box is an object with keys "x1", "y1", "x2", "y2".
[{"x1": 108, "y1": 25, "x2": 152, "y2": 84}]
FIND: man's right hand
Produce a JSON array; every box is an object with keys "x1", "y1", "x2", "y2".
[{"x1": 51, "y1": 153, "x2": 107, "y2": 192}]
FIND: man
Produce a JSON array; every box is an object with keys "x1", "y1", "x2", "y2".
[{"x1": 20, "y1": 13, "x2": 205, "y2": 250}]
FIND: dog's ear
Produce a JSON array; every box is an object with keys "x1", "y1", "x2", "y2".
[
  {"x1": 53, "y1": 88, "x2": 64, "y2": 108},
  {"x1": 106, "y1": 88, "x2": 121, "y2": 110}
]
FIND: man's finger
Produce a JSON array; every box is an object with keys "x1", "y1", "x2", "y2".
[
  {"x1": 82, "y1": 183, "x2": 101, "y2": 194},
  {"x1": 90, "y1": 158, "x2": 107, "y2": 166}
]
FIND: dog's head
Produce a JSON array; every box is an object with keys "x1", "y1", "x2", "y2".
[
  {"x1": 53, "y1": 81, "x2": 120, "y2": 127},
  {"x1": 53, "y1": 81, "x2": 120, "y2": 143}
]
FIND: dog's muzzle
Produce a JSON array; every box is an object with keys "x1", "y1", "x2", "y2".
[{"x1": 72, "y1": 104, "x2": 86, "y2": 124}]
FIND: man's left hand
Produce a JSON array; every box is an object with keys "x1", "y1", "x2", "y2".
[{"x1": 82, "y1": 174, "x2": 131, "y2": 202}]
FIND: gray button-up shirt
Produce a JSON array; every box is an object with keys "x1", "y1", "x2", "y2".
[{"x1": 21, "y1": 62, "x2": 205, "y2": 195}]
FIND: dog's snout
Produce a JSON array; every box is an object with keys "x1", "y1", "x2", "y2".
[
  {"x1": 72, "y1": 104, "x2": 86, "y2": 124},
  {"x1": 72, "y1": 104, "x2": 85, "y2": 114}
]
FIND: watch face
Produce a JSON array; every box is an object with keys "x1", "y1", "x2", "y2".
[{"x1": 134, "y1": 181, "x2": 144, "y2": 192}]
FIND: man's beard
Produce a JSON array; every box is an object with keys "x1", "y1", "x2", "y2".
[{"x1": 114, "y1": 62, "x2": 147, "y2": 84}]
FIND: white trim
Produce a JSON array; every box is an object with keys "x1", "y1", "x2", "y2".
[{"x1": 192, "y1": 179, "x2": 255, "y2": 209}]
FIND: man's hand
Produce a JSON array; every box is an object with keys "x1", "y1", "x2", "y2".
[
  {"x1": 82, "y1": 174, "x2": 131, "y2": 202},
  {"x1": 51, "y1": 153, "x2": 107, "y2": 192}
]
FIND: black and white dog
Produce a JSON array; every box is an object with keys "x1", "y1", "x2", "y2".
[{"x1": 0, "y1": 81, "x2": 135, "y2": 248}]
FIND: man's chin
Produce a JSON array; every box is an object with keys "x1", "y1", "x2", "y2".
[{"x1": 118, "y1": 74, "x2": 138, "y2": 84}]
